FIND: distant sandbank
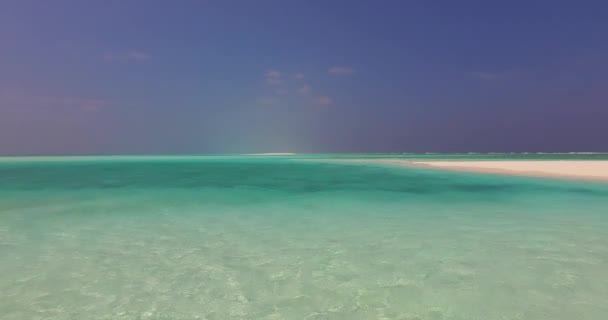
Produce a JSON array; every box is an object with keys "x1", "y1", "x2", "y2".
[
  {"x1": 326, "y1": 159, "x2": 608, "y2": 181},
  {"x1": 396, "y1": 160, "x2": 608, "y2": 181}
]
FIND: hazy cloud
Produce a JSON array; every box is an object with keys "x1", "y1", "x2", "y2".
[
  {"x1": 314, "y1": 96, "x2": 332, "y2": 106},
  {"x1": 328, "y1": 66, "x2": 355, "y2": 76},
  {"x1": 103, "y1": 50, "x2": 150, "y2": 62},
  {"x1": 297, "y1": 84, "x2": 311, "y2": 94},
  {"x1": 259, "y1": 69, "x2": 331, "y2": 105},
  {"x1": 264, "y1": 69, "x2": 283, "y2": 85},
  {"x1": 265, "y1": 70, "x2": 281, "y2": 78},
  {"x1": 266, "y1": 78, "x2": 282, "y2": 85},
  {"x1": 292, "y1": 73, "x2": 305, "y2": 80}
]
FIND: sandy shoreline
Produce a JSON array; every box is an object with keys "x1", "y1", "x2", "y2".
[
  {"x1": 327, "y1": 159, "x2": 608, "y2": 181},
  {"x1": 397, "y1": 160, "x2": 608, "y2": 181}
]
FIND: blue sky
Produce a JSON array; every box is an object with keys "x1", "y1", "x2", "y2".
[{"x1": 1, "y1": 0, "x2": 607, "y2": 154}]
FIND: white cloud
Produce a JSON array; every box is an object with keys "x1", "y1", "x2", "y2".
[
  {"x1": 314, "y1": 96, "x2": 332, "y2": 106},
  {"x1": 266, "y1": 78, "x2": 283, "y2": 86},
  {"x1": 264, "y1": 69, "x2": 283, "y2": 85},
  {"x1": 297, "y1": 84, "x2": 311, "y2": 94},
  {"x1": 265, "y1": 70, "x2": 281, "y2": 78},
  {"x1": 328, "y1": 66, "x2": 355, "y2": 76},
  {"x1": 266, "y1": 78, "x2": 283, "y2": 85},
  {"x1": 292, "y1": 73, "x2": 305, "y2": 80}
]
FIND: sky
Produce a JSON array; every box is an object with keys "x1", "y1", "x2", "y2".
[{"x1": 1, "y1": 0, "x2": 607, "y2": 155}]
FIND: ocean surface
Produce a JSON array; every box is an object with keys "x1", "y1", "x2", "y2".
[{"x1": 1, "y1": 155, "x2": 608, "y2": 319}]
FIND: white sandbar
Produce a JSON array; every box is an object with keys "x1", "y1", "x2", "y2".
[{"x1": 378, "y1": 160, "x2": 608, "y2": 181}]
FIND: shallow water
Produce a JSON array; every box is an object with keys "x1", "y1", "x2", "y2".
[{"x1": 1, "y1": 156, "x2": 608, "y2": 319}]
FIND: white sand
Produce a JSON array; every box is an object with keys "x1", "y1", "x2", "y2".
[{"x1": 374, "y1": 160, "x2": 608, "y2": 181}]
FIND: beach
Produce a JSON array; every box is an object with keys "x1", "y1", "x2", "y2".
[
  {"x1": 413, "y1": 160, "x2": 608, "y2": 180},
  {"x1": 384, "y1": 160, "x2": 608, "y2": 181},
  {"x1": 327, "y1": 159, "x2": 608, "y2": 181}
]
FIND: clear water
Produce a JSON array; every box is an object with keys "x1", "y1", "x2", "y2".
[{"x1": 1, "y1": 156, "x2": 608, "y2": 319}]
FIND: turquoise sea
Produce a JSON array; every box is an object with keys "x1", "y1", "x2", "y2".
[{"x1": 1, "y1": 155, "x2": 608, "y2": 319}]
